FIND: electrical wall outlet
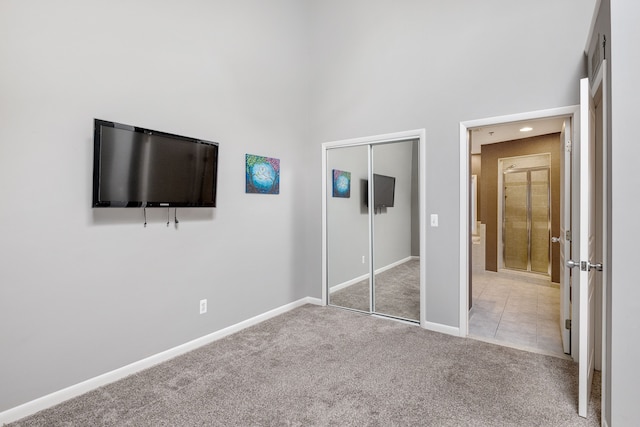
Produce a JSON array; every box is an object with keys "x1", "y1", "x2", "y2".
[{"x1": 199, "y1": 299, "x2": 207, "y2": 314}]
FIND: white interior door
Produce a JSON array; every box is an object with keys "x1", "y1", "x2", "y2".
[
  {"x1": 577, "y1": 77, "x2": 597, "y2": 418},
  {"x1": 559, "y1": 118, "x2": 571, "y2": 354}
]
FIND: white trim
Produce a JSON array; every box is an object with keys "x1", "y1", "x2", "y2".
[
  {"x1": 322, "y1": 129, "x2": 425, "y2": 150},
  {"x1": 329, "y1": 256, "x2": 416, "y2": 293},
  {"x1": 584, "y1": 0, "x2": 602, "y2": 54},
  {"x1": 321, "y1": 144, "x2": 328, "y2": 306},
  {"x1": 423, "y1": 321, "x2": 460, "y2": 337},
  {"x1": 368, "y1": 144, "x2": 374, "y2": 312},
  {"x1": 375, "y1": 256, "x2": 414, "y2": 276},
  {"x1": 329, "y1": 273, "x2": 369, "y2": 293},
  {"x1": 459, "y1": 123, "x2": 469, "y2": 337},
  {"x1": 418, "y1": 131, "x2": 427, "y2": 330},
  {"x1": 304, "y1": 297, "x2": 323, "y2": 306},
  {"x1": 0, "y1": 297, "x2": 320, "y2": 425},
  {"x1": 459, "y1": 107, "x2": 579, "y2": 339},
  {"x1": 599, "y1": 59, "x2": 608, "y2": 427}
]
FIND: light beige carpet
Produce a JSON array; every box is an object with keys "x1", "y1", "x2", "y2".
[{"x1": 10, "y1": 304, "x2": 600, "y2": 426}]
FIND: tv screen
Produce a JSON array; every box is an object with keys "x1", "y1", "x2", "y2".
[
  {"x1": 373, "y1": 174, "x2": 395, "y2": 208},
  {"x1": 365, "y1": 174, "x2": 396, "y2": 208},
  {"x1": 92, "y1": 119, "x2": 219, "y2": 207}
]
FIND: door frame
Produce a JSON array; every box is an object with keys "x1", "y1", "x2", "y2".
[
  {"x1": 458, "y1": 106, "x2": 578, "y2": 342},
  {"x1": 321, "y1": 129, "x2": 427, "y2": 326}
]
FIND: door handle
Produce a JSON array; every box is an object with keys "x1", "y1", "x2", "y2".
[
  {"x1": 566, "y1": 260, "x2": 579, "y2": 269},
  {"x1": 567, "y1": 259, "x2": 603, "y2": 271},
  {"x1": 589, "y1": 262, "x2": 603, "y2": 272},
  {"x1": 551, "y1": 236, "x2": 560, "y2": 243}
]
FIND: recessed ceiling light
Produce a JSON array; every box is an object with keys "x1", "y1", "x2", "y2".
[{"x1": 520, "y1": 126, "x2": 533, "y2": 132}]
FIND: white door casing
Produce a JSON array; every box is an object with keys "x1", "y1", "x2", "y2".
[
  {"x1": 577, "y1": 77, "x2": 597, "y2": 418},
  {"x1": 559, "y1": 118, "x2": 572, "y2": 354}
]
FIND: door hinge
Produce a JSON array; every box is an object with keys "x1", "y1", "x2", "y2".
[
  {"x1": 566, "y1": 140, "x2": 572, "y2": 152},
  {"x1": 566, "y1": 230, "x2": 572, "y2": 242},
  {"x1": 565, "y1": 319, "x2": 572, "y2": 330}
]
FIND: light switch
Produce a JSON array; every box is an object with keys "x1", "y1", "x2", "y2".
[{"x1": 430, "y1": 214, "x2": 439, "y2": 227}]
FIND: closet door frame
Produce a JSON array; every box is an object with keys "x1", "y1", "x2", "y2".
[{"x1": 321, "y1": 129, "x2": 426, "y2": 327}]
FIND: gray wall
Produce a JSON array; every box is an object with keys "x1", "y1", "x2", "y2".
[
  {"x1": 610, "y1": 1, "x2": 639, "y2": 424},
  {"x1": 308, "y1": 0, "x2": 596, "y2": 327},
  {"x1": 0, "y1": 0, "x2": 311, "y2": 412}
]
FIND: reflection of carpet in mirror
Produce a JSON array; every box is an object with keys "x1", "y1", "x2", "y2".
[{"x1": 329, "y1": 258, "x2": 419, "y2": 321}]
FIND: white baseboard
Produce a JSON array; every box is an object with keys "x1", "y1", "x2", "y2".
[
  {"x1": 376, "y1": 256, "x2": 414, "y2": 275},
  {"x1": 329, "y1": 272, "x2": 369, "y2": 293},
  {"x1": 305, "y1": 297, "x2": 323, "y2": 306},
  {"x1": 423, "y1": 320, "x2": 460, "y2": 337},
  {"x1": 0, "y1": 296, "x2": 321, "y2": 425},
  {"x1": 329, "y1": 256, "x2": 415, "y2": 293}
]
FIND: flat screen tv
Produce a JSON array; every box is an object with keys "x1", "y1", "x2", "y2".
[
  {"x1": 92, "y1": 119, "x2": 219, "y2": 207},
  {"x1": 365, "y1": 173, "x2": 396, "y2": 208}
]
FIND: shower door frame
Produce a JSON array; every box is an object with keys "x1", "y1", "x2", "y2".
[{"x1": 501, "y1": 166, "x2": 552, "y2": 276}]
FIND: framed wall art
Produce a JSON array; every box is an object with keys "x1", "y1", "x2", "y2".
[{"x1": 246, "y1": 154, "x2": 280, "y2": 194}]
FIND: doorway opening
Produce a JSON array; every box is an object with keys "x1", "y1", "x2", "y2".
[
  {"x1": 459, "y1": 107, "x2": 579, "y2": 359},
  {"x1": 468, "y1": 120, "x2": 566, "y2": 356}
]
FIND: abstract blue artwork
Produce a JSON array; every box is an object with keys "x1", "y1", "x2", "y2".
[
  {"x1": 246, "y1": 154, "x2": 280, "y2": 194},
  {"x1": 332, "y1": 169, "x2": 351, "y2": 198}
]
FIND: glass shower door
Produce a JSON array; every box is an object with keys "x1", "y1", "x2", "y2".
[
  {"x1": 530, "y1": 169, "x2": 551, "y2": 274},
  {"x1": 503, "y1": 170, "x2": 529, "y2": 270},
  {"x1": 503, "y1": 167, "x2": 550, "y2": 274}
]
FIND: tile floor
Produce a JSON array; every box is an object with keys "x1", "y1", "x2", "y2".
[{"x1": 469, "y1": 268, "x2": 566, "y2": 357}]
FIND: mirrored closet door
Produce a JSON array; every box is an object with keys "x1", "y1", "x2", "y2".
[
  {"x1": 326, "y1": 138, "x2": 421, "y2": 323},
  {"x1": 372, "y1": 141, "x2": 420, "y2": 321},
  {"x1": 326, "y1": 145, "x2": 371, "y2": 312}
]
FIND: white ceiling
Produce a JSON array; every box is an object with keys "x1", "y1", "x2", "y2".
[{"x1": 470, "y1": 117, "x2": 565, "y2": 154}]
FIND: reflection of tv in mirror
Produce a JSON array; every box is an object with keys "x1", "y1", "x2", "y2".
[{"x1": 364, "y1": 174, "x2": 396, "y2": 208}]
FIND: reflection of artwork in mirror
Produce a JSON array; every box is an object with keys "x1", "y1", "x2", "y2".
[
  {"x1": 246, "y1": 154, "x2": 280, "y2": 194},
  {"x1": 332, "y1": 169, "x2": 351, "y2": 198}
]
